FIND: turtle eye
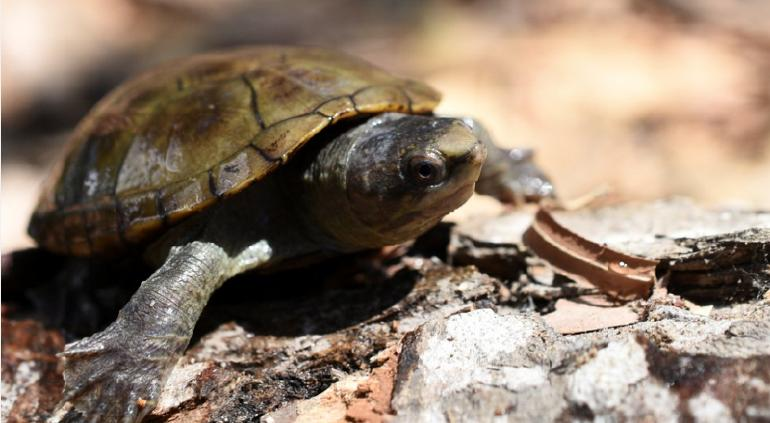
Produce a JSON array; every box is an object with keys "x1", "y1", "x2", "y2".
[{"x1": 405, "y1": 153, "x2": 446, "y2": 186}]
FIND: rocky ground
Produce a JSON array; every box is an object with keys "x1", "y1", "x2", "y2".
[
  {"x1": 2, "y1": 199, "x2": 768, "y2": 422},
  {"x1": 4, "y1": 1, "x2": 770, "y2": 421}
]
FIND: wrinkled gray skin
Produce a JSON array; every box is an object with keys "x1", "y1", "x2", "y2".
[
  {"x1": 466, "y1": 118, "x2": 554, "y2": 204},
  {"x1": 52, "y1": 113, "x2": 552, "y2": 422}
]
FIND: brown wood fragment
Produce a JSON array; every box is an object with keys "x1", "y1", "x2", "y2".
[
  {"x1": 542, "y1": 295, "x2": 640, "y2": 334},
  {"x1": 345, "y1": 346, "x2": 399, "y2": 423},
  {"x1": 523, "y1": 208, "x2": 657, "y2": 301},
  {"x1": 1, "y1": 318, "x2": 65, "y2": 422}
]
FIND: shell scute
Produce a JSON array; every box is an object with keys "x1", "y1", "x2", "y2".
[
  {"x1": 30, "y1": 46, "x2": 441, "y2": 256},
  {"x1": 117, "y1": 191, "x2": 164, "y2": 243},
  {"x1": 211, "y1": 146, "x2": 275, "y2": 198}
]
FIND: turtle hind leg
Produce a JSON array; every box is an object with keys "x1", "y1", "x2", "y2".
[{"x1": 51, "y1": 241, "x2": 232, "y2": 423}]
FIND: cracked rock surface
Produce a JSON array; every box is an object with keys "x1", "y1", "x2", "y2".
[
  {"x1": 391, "y1": 305, "x2": 769, "y2": 422},
  {"x1": 2, "y1": 199, "x2": 769, "y2": 422}
]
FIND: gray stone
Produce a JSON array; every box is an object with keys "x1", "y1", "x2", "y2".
[{"x1": 390, "y1": 304, "x2": 770, "y2": 422}]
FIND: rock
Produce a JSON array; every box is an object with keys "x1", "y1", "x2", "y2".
[
  {"x1": 390, "y1": 304, "x2": 770, "y2": 421},
  {"x1": 2, "y1": 199, "x2": 768, "y2": 421},
  {"x1": 391, "y1": 309, "x2": 563, "y2": 422}
]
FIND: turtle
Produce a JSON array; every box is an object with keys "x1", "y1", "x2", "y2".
[{"x1": 29, "y1": 46, "x2": 553, "y2": 422}]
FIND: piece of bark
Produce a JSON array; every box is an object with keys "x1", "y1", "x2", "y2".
[
  {"x1": 663, "y1": 228, "x2": 770, "y2": 303},
  {"x1": 152, "y1": 261, "x2": 509, "y2": 421},
  {"x1": 261, "y1": 346, "x2": 399, "y2": 423},
  {"x1": 543, "y1": 295, "x2": 640, "y2": 334},
  {"x1": 449, "y1": 210, "x2": 533, "y2": 281},
  {"x1": 455, "y1": 198, "x2": 770, "y2": 304},
  {"x1": 551, "y1": 198, "x2": 770, "y2": 259},
  {"x1": 523, "y1": 208, "x2": 657, "y2": 300},
  {"x1": 552, "y1": 199, "x2": 770, "y2": 302},
  {"x1": 1, "y1": 317, "x2": 65, "y2": 422},
  {"x1": 450, "y1": 211, "x2": 597, "y2": 308}
]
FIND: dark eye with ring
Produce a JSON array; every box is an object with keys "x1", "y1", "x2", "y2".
[{"x1": 405, "y1": 153, "x2": 446, "y2": 186}]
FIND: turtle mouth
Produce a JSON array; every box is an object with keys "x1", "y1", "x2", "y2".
[
  {"x1": 428, "y1": 182, "x2": 475, "y2": 216},
  {"x1": 379, "y1": 182, "x2": 475, "y2": 235}
]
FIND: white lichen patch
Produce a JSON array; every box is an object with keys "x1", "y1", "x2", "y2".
[
  {"x1": 1, "y1": 361, "x2": 42, "y2": 420},
  {"x1": 567, "y1": 336, "x2": 649, "y2": 413},
  {"x1": 417, "y1": 309, "x2": 546, "y2": 394},
  {"x1": 193, "y1": 323, "x2": 252, "y2": 362},
  {"x1": 622, "y1": 377, "x2": 680, "y2": 422},
  {"x1": 688, "y1": 392, "x2": 734, "y2": 423},
  {"x1": 499, "y1": 367, "x2": 549, "y2": 392},
  {"x1": 154, "y1": 362, "x2": 212, "y2": 415}
]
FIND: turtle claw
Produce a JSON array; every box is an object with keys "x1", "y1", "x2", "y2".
[
  {"x1": 52, "y1": 322, "x2": 183, "y2": 423},
  {"x1": 476, "y1": 146, "x2": 555, "y2": 205},
  {"x1": 55, "y1": 383, "x2": 144, "y2": 423}
]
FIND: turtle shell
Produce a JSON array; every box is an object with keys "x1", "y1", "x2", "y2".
[{"x1": 29, "y1": 46, "x2": 441, "y2": 257}]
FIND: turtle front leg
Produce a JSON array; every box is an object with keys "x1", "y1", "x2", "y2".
[
  {"x1": 51, "y1": 241, "x2": 231, "y2": 423},
  {"x1": 460, "y1": 117, "x2": 555, "y2": 204}
]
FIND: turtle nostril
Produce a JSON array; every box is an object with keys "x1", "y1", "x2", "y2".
[{"x1": 461, "y1": 141, "x2": 486, "y2": 165}]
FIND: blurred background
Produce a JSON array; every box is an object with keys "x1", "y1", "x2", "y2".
[{"x1": 3, "y1": 0, "x2": 770, "y2": 252}]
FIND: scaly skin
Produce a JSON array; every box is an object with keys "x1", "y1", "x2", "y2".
[
  {"x1": 463, "y1": 117, "x2": 555, "y2": 204},
  {"x1": 53, "y1": 242, "x2": 231, "y2": 422},
  {"x1": 50, "y1": 113, "x2": 553, "y2": 422},
  {"x1": 51, "y1": 114, "x2": 487, "y2": 422}
]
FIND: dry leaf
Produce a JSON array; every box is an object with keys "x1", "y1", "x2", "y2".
[{"x1": 523, "y1": 208, "x2": 658, "y2": 301}]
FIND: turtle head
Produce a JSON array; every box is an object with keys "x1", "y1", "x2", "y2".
[
  {"x1": 343, "y1": 113, "x2": 485, "y2": 247},
  {"x1": 291, "y1": 113, "x2": 485, "y2": 251}
]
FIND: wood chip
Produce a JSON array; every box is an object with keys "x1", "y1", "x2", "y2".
[
  {"x1": 523, "y1": 208, "x2": 657, "y2": 301},
  {"x1": 543, "y1": 296, "x2": 640, "y2": 334}
]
